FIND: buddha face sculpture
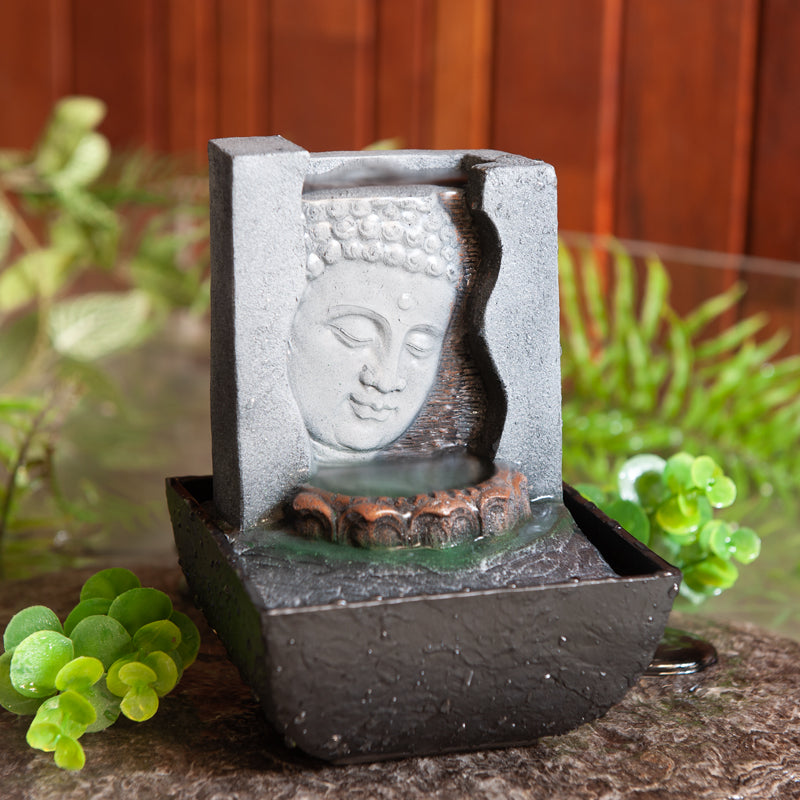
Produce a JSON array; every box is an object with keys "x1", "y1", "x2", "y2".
[{"x1": 287, "y1": 190, "x2": 463, "y2": 464}]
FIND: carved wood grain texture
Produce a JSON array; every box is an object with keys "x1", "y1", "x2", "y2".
[{"x1": 1, "y1": 0, "x2": 799, "y2": 315}]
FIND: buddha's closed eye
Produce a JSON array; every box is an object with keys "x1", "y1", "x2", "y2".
[
  {"x1": 328, "y1": 314, "x2": 381, "y2": 348},
  {"x1": 404, "y1": 328, "x2": 441, "y2": 359}
]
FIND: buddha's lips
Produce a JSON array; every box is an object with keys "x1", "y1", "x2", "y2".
[{"x1": 349, "y1": 394, "x2": 398, "y2": 422}]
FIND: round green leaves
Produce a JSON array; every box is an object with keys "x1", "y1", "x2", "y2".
[{"x1": 1, "y1": 568, "x2": 201, "y2": 771}]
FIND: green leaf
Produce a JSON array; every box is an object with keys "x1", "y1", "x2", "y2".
[
  {"x1": 120, "y1": 685, "x2": 158, "y2": 722},
  {"x1": 142, "y1": 650, "x2": 179, "y2": 696},
  {"x1": 699, "y1": 519, "x2": 734, "y2": 559},
  {"x1": 70, "y1": 615, "x2": 132, "y2": 670},
  {"x1": 26, "y1": 720, "x2": 61, "y2": 752},
  {"x1": 55, "y1": 656, "x2": 104, "y2": 693},
  {"x1": 4, "y1": 605, "x2": 63, "y2": 651},
  {"x1": 80, "y1": 568, "x2": 141, "y2": 602},
  {"x1": 132, "y1": 620, "x2": 181, "y2": 655},
  {"x1": 0, "y1": 651, "x2": 45, "y2": 714},
  {"x1": 0, "y1": 313, "x2": 39, "y2": 386},
  {"x1": 604, "y1": 498, "x2": 650, "y2": 545},
  {"x1": 48, "y1": 290, "x2": 152, "y2": 361},
  {"x1": 730, "y1": 527, "x2": 761, "y2": 564},
  {"x1": 56, "y1": 688, "x2": 96, "y2": 727},
  {"x1": 0, "y1": 248, "x2": 72, "y2": 310},
  {"x1": 107, "y1": 587, "x2": 173, "y2": 637},
  {"x1": 54, "y1": 735, "x2": 86, "y2": 770},
  {"x1": 690, "y1": 455, "x2": 722, "y2": 490},
  {"x1": 683, "y1": 556, "x2": 739, "y2": 594},
  {"x1": 573, "y1": 484, "x2": 607, "y2": 508},
  {"x1": 639, "y1": 257, "x2": 670, "y2": 343},
  {"x1": 682, "y1": 282, "x2": 745, "y2": 338},
  {"x1": 656, "y1": 496, "x2": 700, "y2": 538},
  {"x1": 663, "y1": 453, "x2": 695, "y2": 493},
  {"x1": 34, "y1": 96, "x2": 107, "y2": 178},
  {"x1": 49, "y1": 132, "x2": 110, "y2": 190},
  {"x1": 706, "y1": 475, "x2": 737, "y2": 508},
  {"x1": 106, "y1": 655, "x2": 136, "y2": 697},
  {"x1": 83, "y1": 677, "x2": 121, "y2": 733},
  {"x1": 10, "y1": 630, "x2": 74, "y2": 697},
  {"x1": 117, "y1": 660, "x2": 158, "y2": 688},
  {"x1": 63, "y1": 598, "x2": 112, "y2": 636},
  {"x1": 169, "y1": 611, "x2": 200, "y2": 670}
]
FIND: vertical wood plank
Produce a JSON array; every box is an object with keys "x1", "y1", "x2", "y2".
[
  {"x1": 72, "y1": 0, "x2": 154, "y2": 149},
  {"x1": 616, "y1": 0, "x2": 754, "y2": 315},
  {"x1": 429, "y1": 0, "x2": 492, "y2": 149},
  {"x1": 141, "y1": 0, "x2": 169, "y2": 151},
  {"x1": 216, "y1": 0, "x2": 269, "y2": 138},
  {"x1": 491, "y1": 0, "x2": 605, "y2": 232},
  {"x1": 616, "y1": 0, "x2": 748, "y2": 252},
  {"x1": 270, "y1": 0, "x2": 376, "y2": 151},
  {"x1": 0, "y1": 0, "x2": 73, "y2": 149},
  {"x1": 743, "y1": 0, "x2": 800, "y2": 351},
  {"x1": 748, "y1": 0, "x2": 800, "y2": 262},
  {"x1": 167, "y1": 0, "x2": 218, "y2": 157},
  {"x1": 375, "y1": 0, "x2": 435, "y2": 148},
  {"x1": 594, "y1": 0, "x2": 623, "y2": 238}
]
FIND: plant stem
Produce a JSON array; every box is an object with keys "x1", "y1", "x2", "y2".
[
  {"x1": 0, "y1": 401, "x2": 51, "y2": 578},
  {"x1": 0, "y1": 184, "x2": 40, "y2": 253}
]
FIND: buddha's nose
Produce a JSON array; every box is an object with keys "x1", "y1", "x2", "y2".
[{"x1": 359, "y1": 360, "x2": 407, "y2": 393}]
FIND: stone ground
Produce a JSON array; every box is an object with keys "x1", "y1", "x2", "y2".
[{"x1": 1, "y1": 563, "x2": 799, "y2": 800}]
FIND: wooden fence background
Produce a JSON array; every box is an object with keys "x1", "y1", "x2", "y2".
[{"x1": 1, "y1": 0, "x2": 799, "y2": 343}]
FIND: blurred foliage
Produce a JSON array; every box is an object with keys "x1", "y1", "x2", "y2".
[
  {"x1": 0, "y1": 97, "x2": 209, "y2": 578},
  {"x1": 561, "y1": 244, "x2": 800, "y2": 614},
  {"x1": 560, "y1": 244, "x2": 800, "y2": 518}
]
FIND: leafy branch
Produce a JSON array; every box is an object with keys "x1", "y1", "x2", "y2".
[{"x1": 0, "y1": 97, "x2": 210, "y2": 576}]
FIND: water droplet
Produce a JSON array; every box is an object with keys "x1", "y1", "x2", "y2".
[
  {"x1": 293, "y1": 711, "x2": 306, "y2": 724},
  {"x1": 380, "y1": 629, "x2": 388, "y2": 639},
  {"x1": 392, "y1": 696, "x2": 397, "y2": 703},
  {"x1": 544, "y1": 673, "x2": 551, "y2": 680},
  {"x1": 367, "y1": 648, "x2": 373, "y2": 655},
  {"x1": 599, "y1": 671, "x2": 607, "y2": 678},
  {"x1": 559, "y1": 635, "x2": 567, "y2": 644},
  {"x1": 288, "y1": 638, "x2": 296, "y2": 646},
  {"x1": 668, "y1": 583, "x2": 679, "y2": 598},
  {"x1": 454, "y1": 647, "x2": 461, "y2": 655},
  {"x1": 335, "y1": 599, "x2": 347, "y2": 606},
  {"x1": 275, "y1": 665, "x2": 283, "y2": 673},
  {"x1": 465, "y1": 670, "x2": 474, "y2": 688},
  {"x1": 647, "y1": 616, "x2": 654, "y2": 623}
]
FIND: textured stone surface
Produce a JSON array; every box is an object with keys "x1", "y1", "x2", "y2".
[
  {"x1": 208, "y1": 136, "x2": 311, "y2": 529},
  {"x1": 169, "y1": 477, "x2": 678, "y2": 761},
  {"x1": 1, "y1": 564, "x2": 799, "y2": 799},
  {"x1": 209, "y1": 138, "x2": 561, "y2": 528}
]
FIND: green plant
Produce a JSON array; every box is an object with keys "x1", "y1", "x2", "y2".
[
  {"x1": 560, "y1": 242, "x2": 800, "y2": 528},
  {"x1": 0, "y1": 567, "x2": 200, "y2": 770},
  {"x1": 578, "y1": 453, "x2": 761, "y2": 602},
  {"x1": 0, "y1": 97, "x2": 209, "y2": 576}
]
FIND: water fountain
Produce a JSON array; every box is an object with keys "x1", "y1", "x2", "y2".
[{"x1": 167, "y1": 137, "x2": 680, "y2": 761}]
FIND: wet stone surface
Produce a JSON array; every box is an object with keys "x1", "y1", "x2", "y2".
[{"x1": 2, "y1": 564, "x2": 799, "y2": 800}]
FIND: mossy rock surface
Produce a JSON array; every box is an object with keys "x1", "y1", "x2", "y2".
[{"x1": 1, "y1": 564, "x2": 798, "y2": 799}]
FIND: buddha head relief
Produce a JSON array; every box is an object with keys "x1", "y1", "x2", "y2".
[{"x1": 287, "y1": 189, "x2": 465, "y2": 464}]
